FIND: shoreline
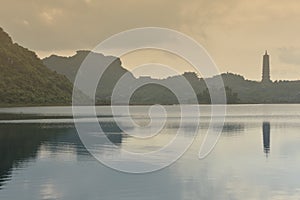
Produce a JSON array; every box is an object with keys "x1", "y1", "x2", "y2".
[{"x1": 2, "y1": 102, "x2": 300, "y2": 109}]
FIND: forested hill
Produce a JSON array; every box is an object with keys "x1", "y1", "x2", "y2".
[
  {"x1": 218, "y1": 73, "x2": 300, "y2": 103},
  {"x1": 1, "y1": 26, "x2": 299, "y2": 106},
  {"x1": 0, "y1": 27, "x2": 73, "y2": 106},
  {"x1": 43, "y1": 51, "x2": 136, "y2": 104}
]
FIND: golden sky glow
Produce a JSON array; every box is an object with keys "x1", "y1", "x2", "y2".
[{"x1": 1, "y1": 0, "x2": 300, "y2": 80}]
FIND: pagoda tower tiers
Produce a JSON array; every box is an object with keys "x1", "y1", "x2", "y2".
[{"x1": 261, "y1": 50, "x2": 272, "y2": 83}]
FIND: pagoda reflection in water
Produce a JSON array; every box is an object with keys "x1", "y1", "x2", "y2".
[{"x1": 262, "y1": 122, "x2": 271, "y2": 157}]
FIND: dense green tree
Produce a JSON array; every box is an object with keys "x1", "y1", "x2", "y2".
[{"x1": 0, "y1": 27, "x2": 73, "y2": 106}]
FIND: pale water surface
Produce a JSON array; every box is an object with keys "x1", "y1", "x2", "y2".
[{"x1": 0, "y1": 105, "x2": 300, "y2": 200}]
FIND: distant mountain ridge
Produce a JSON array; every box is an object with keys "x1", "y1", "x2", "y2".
[
  {"x1": 0, "y1": 27, "x2": 73, "y2": 106},
  {"x1": 42, "y1": 51, "x2": 239, "y2": 104},
  {"x1": 44, "y1": 51, "x2": 300, "y2": 104},
  {"x1": 43, "y1": 50, "x2": 136, "y2": 104}
]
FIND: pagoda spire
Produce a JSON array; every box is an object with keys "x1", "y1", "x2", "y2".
[{"x1": 261, "y1": 50, "x2": 271, "y2": 83}]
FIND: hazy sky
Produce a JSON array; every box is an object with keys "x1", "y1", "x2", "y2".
[{"x1": 1, "y1": 0, "x2": 300, "y2": 80}]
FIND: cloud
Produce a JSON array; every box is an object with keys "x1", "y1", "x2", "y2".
[
  {"x1": 0, "y1": 0, "x2": 182, "y2": 51},
  {"x1": 1, "y1": 0, "x2": 300, "y2": 79},
  {"x1": 278, "y1": 47, "x2": 300, "y2": 66},
  {"x1": 40, "y1": 8, "x2": 63, "y2": 24}
]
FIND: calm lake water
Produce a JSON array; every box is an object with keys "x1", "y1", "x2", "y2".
[{"x1": 0, "y1": 105, "x2": 300, "y2": 200}]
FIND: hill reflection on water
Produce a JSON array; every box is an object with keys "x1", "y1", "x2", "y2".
[
  {"x1": 0, "y1": 119, "x2": 273, "y2": 190},
  {"x1": 0, "y1": 122, "x2": 124, "y2": 189}
]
